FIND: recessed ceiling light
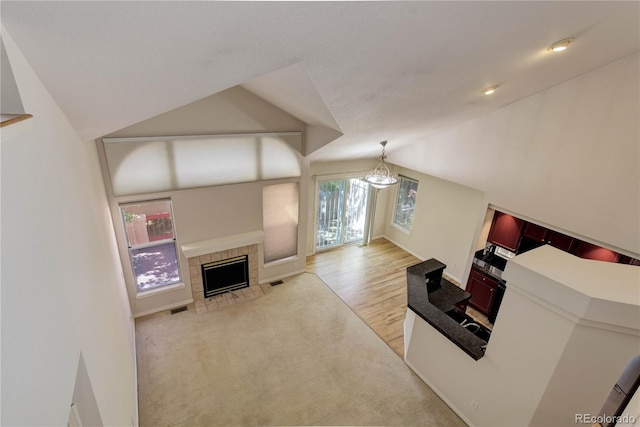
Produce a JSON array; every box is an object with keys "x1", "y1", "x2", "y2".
[
  {"x1": 548, "y1": 37, "x2": 574, "y2": 52},
  {"x1": 482, "y1": 86, "x2": 498, "y2": 95}
]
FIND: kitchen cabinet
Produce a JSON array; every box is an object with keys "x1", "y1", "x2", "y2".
[
  {"x1": 488, "y1": 213, "x2": 635, "y2": 277},
  {"x1": 619, "y1": 256, "x2": 640, "y2": 266},
  {"x1": 573, "y1": 241, "x2": 620, "y2": 263},
  {"x1": 523, "y1": 222, "x2": 548, "y2": 242},
  {"x1": 454, "y1": 301, "x2": 469, "y2": 313},
  {"x1": 546, "y1": 230, "x2": 576, "y2": 252},
  {"x1": 488, "y1": 212, "x2": 525, "y2": 252},
  {"x1": 466, "y1": 269, "x2": 498, "y2": 315},
  {"x1": 521, "y1": 224, "x2": 576, "y2": 253}
]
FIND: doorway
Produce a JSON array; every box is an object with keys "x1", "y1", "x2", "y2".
[{"x1": 316, "y1": 177, "x2": 370, "y2": 250}]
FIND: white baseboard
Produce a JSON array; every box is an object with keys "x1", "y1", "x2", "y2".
[
  {"x1": 379, "y1": 234, "x2": 423, "y2": 259},
  {"x1": 133, "y1": 298, "x2": 194, "y2": 318},
  {"x1": 259, "y1": 268, "x2": 307, "y2": 285},
  {"x1": 381, "y1": 234, "x2": 463, "y2": 285}
]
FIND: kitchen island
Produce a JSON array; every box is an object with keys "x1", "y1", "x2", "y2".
[{"x1": 406, "y1": 259, "x2": 488, "y2": 360}]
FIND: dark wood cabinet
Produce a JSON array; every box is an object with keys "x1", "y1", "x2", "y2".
[
  {"x1": 521, "y1": 224, "x2": 632, "y2": 264},
  {"x1": 520, "y1": 225, "x2": 575, "y2": 253},
  {"x1": 466, "y1": 270, "x2": 498, "y2": 315},
  {"x1": 573, "y1": 241, "x2": 620, "y2": 263},
  {"x1": 489, "y1": 211, "x2": 637, "y2": 265},
  {"x1": 488, "y1": 212, "x2": 525, "y2": 252},
  {"x1": 523, "y1": 223, "x2": 548, "y2": 242},
  {"x1": 619, "y1": 255, "x2": 640, "y2": 266},
  {"x1": 546, "y1": 230, "x2": 576, "y2": 252},
  {"x1": 454, "y1": 301, "x2": 469, "y2": 313}
]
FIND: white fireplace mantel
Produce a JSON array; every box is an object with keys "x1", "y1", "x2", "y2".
[{"x1": 181, "y1": 231, "x2": 264, "y2": 259}]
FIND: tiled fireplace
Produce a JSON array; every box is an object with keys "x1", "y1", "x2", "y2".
[{"x1": 182, "y1": 231, "x2": 264, "y2": 314}]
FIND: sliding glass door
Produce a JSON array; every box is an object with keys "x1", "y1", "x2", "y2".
[{"x1": 316, "y1": 177, "x2": 369, "y2": 250}]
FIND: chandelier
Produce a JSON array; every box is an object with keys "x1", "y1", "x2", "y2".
[{"x1": 364, "y1": 141, "x2": 398, "y2": 189}]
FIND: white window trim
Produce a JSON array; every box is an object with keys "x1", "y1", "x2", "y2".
[
  {"x1": 313, "y1": 174, "x2": 371, "y2": 252},
  {"x1": 128, "y1": 237, "x2": 175, "y2": 251},
  {"x1": 391, "y1": 221, "x2": 412, "y2": 235},
  {"x1": 120, "y1": 198, "x2": 183, "y2": 295},
  {"x1": 263, "y1": 255, "x2": 299, "y2": 269},
  {"x1": 135, "y1": 282, "x2": 186, "y2": 299}
]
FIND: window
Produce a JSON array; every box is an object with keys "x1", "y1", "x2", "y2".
[
  {"x1": 120, "y1": 199, "x2": 181, "y2": 292},
  {"x1": 393, "y1": 176, "x2": 419, "y2": 232},
  {"x1": 316, "y1": 178, "x2": 369, "y2": 250},
  {"x1": 263, "y1": 182, "x2": 299, "y2": 264},
  {"x1": 103, "y1": 133, "x2": 302, "y2": 196}
]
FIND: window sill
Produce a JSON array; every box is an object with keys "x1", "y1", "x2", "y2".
[
  {"x1": 136, "y1": 282, "x2": 185, "y2": 299},
  {"x1": 263, "y1": 255, "x2": 299, "y2": 269},
  {"x1": 391, "y1": 222, "x2": 412, "y2": 235}
]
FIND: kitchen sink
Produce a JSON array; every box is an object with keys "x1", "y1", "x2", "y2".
[
  {"x1": 445, "y1": 308, "x2": 468, "y2": 324},
  {"x1": 445, "y1": 309, "x2": 492, "y2": 342},
  {"x1": 473, "y1": 328, "x2": 491, "y2": 342}
]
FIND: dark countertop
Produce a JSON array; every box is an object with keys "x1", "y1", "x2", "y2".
[{"x1": 407, "y1": 259, "x2": 487, "y2": 360}]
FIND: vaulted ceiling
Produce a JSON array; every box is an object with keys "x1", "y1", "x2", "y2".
[{"x1": 2, "y1": 1, "x2": 638, "y2": 161}]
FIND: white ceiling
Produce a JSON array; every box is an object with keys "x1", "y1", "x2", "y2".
[{"x1": 2, "y1": 1, "x2": 638, "y2": 161}]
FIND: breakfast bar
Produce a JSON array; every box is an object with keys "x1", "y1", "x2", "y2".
[{"x1": 406, "y1": 259, "x2": 488, "y2": 360}]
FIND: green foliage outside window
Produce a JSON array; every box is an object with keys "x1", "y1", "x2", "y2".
[{"x1": 393, "y1": 176, "x2": 418, "y2": 231}]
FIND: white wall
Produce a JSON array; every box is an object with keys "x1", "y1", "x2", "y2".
[
  {"x1": 383, "y1": 166, "x2": 485, "y2": 281},
  {"x1": 390, "y1": 53, "x2": 640, "y2": 257},
  {"x1": 1, "y1": 30, "x2": 137, "y2": 426},
  {"x1": 172, "y1": 182, "x2": 268, "y2": 243},
  {"x1": 0, "y1": 39, "x2": 23, "y2": 114},
  {"x1": 101, "y1": 87, "x2": 308, "y2": 316}
]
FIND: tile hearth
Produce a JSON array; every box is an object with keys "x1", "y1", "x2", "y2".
[{"x1": 187, "y1": 244, "x2": 262, "y2": 314}]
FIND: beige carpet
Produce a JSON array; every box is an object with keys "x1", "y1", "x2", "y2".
[{"x1": 135, "y1": 273, "x2": 464, "y2": 426}]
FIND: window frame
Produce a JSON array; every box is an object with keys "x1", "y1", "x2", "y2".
[
  {"x1": 119, "y1": 198, "x2": 183, "y2": 295},
  {"x1": 392, "y1": 175, "x2": 419, "y2": 234},
  {"x1": 315, "y1": 176, "x2": 370, "y2": 251}
]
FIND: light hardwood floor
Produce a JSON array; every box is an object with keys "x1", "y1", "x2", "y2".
[
  {"x1": 306, "y1": 238, "x2": 490, "y2": 359},
  {"x1": 306, "y1": 238, "x2": 421, "y2": 358}
]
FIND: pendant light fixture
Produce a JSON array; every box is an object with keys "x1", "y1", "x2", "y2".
[{"x1": 364, "y1": 141, "x2": 398, "y2": 189}]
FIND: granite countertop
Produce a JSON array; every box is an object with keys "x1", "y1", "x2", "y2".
[{"x1": 407, "y1": 259, "x2": 487, "y2": 360}]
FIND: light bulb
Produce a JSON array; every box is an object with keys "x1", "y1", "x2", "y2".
[
  {"x1": 482, "y1": 86, "x2": 498, "y2": 95},
  {"x1": 548, "y1": 38, "x2": 574, "y2": 52}
]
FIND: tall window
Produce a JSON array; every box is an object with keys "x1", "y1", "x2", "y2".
[
  {"x1": 263, "y1": 183, "x2": 299, "y2": 264},
  {"x1": 316, "y1": 178, "x2": 369, "y2": 250},
  {"x1": 393, "y1": 176, "x2": 419, "y2": 232},
  {"x1": 120, "y1": 199, "x2": 181, "y2": 292}
]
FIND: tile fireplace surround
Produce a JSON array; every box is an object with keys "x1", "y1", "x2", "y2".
[{"x1": 182, "y1": 232, "x2": 264, "y2": 314}]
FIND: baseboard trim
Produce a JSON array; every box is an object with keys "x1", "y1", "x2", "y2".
[
  {"x1": 133, "y1": 298, "x2": 194, "y2": 318},
  {"x1": 380, "y1": 235, "x2": 463, "y2": 284},
  {"x1": 259, "y1": 268, "x2": 307, "y2": 285}
]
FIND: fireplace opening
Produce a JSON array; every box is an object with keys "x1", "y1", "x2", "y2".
[{"x1": 202, "y1": 255, "x2": 249, "y2": 298}]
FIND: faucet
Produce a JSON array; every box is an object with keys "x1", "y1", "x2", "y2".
[{"x1": 463, "y1": 322, "x2": 481, "y2": 332}]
